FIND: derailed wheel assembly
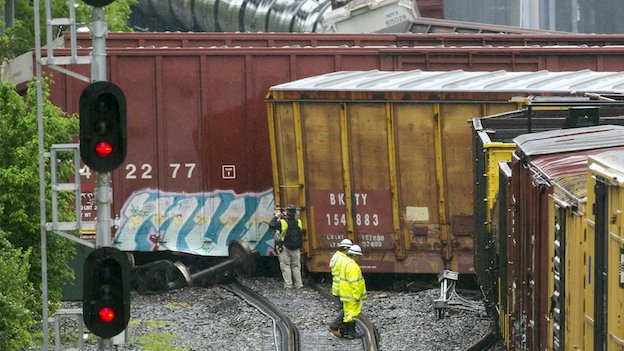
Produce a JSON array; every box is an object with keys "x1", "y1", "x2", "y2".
[{"x1": 133, "y1": 240, "x2": 257, "y2": 292}]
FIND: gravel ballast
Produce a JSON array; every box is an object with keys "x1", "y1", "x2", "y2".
[{"x1": 49, "y1": 277, "x2": 497, "y2": 351}]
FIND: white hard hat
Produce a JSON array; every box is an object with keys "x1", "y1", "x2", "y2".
[
  {"x1": 348, "y1": 244, "x2": 363, "y2": 256},
  {"x1": 339, "y1": 239, "x2": 353, "y2": 248}
]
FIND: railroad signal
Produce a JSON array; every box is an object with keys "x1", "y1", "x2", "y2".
[
  {"x1": 79, "y1": 81, "x2": 127, "y2": 172},
  {"x1": 83, "y1": 247, "x2": 131, "y2": 338}
]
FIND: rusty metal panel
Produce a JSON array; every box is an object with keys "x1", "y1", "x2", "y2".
[
  {"x1": 75, "y1": 32, "x2": 406, "y2": 48},
  {"x1": 509, "y1": 149, "x2": 550, "y2": 350},
  {"x1": 347, "y1": 103, "x2": 395, "y2": 251},
  {"x1": 267, "y1": 70, "x2": 624, "y2": 274},
  {"x1": 74, "y1": 32, "x2": 624, "y2": 50},
  {"x1": 440, "y1": 103, "x2": 478, "y2": 237},
  {"x1": 562, "y1": 203, "x2": 586, "y2": 350},
  {"x1": 414, "y1": 0, "x2": 443, "y2": 18},
  {"x1": 268, "y1": 86, "x2": 524, "y2": 273},
  {"x1": 301, "y1": 103, "x2": 345, "y2": 249},
  {"x1": 273, "y1": 102, "x2": 302, "y2": 206},
  {"x1": 395, "y1": 103, "x2": 437, "y2": 249}
]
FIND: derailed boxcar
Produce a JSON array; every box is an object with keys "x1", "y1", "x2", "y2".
[
  {"x1": 584, "y1": 151, "x2": 624, "y2": 351},
  {"x1": 37, "y1": 32, "x2": 624, "y2": 270},
  {"x1": 266, "y1": 69, "x2": 624, "y2": 274},
  {"x1": 491, "y1": 126, "x2": 624, "y2": 350},
  {"x1": 472, "y1": 101, "x2": 624, "y2": 319}
]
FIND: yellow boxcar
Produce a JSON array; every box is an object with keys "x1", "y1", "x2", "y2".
[
  {"x1": 266, "y1": 70, "x2": 624, "y2": 274},
  {"x1": 585, "y1": 151, "x2": 624, "y2": 351}
]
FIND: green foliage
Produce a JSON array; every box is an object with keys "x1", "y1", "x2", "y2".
[
  {"x1": 0, "y1": 78, "x2": 79, "y2": 336},
  {"x1": 76, "y1": 0, "x2": 138, "y2": 33},
  {"x1": 0, "y1": 230, "x2": 38, "y2": 351},
  {"x1": 0, "y1": 0, "x2": 137, "y2": 61},
  {"x1": 135, "y1": 332, "x2": 185, "y2": 351}
]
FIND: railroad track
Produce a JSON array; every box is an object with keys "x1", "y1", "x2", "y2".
[
  {"x1": 228, "y1": 277, "x2": 379, "y2": 351},
  {"x1": 224, "y1": 281, "x2": 299, "y2": 351}
]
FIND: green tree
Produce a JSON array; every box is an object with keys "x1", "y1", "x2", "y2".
[
  {"x1": 0, "y1": 78, "x2": 79, "y2": 349},
  {"x1": 0, "y1": 230, "x2": 37, "y2": 350},
  {"x1": 0, "y1": 0, "x2": 137, "y2": 61}
]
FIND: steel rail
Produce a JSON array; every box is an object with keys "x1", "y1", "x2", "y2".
[
  {"x1": 224, "y1": 281, "x2": 300, "y2": 351},
  {"x1": 464, "y1": 322, "x2": 500, "y2": 351}
]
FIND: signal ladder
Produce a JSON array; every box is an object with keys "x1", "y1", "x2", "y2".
[{"x1": 35, "y1": 1, "x2": 95, "y2": 350}]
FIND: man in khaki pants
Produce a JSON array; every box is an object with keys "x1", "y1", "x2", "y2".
[{"x1": 270, "y1": 204, "x2": 303, "y2": 289}]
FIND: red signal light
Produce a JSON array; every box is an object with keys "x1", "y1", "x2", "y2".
[
  {"x1": 98, "y1": 307, "x2": 115, "y2": 323},
  {"x1": 95, "y1": 141, "x2": 113, "y2": 157}
]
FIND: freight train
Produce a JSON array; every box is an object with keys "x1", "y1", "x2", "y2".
[
  {"x1": 36, "y1": 32, "x2": 624, "y2": 289},
  {"x1": 472, "y1": 103, "x2": 624, "y2": 350}
]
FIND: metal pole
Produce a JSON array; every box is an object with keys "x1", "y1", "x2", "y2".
[
  {"x1": 33, "y1": 0, "x2": 50, "y2": 349},
  {"x1": 91, "y1": 7, "x2": 107, "y2": 82},
  {"x1": 95, "y1": 172, "x2": 112, "y2": 248},
  {"x1": 90, "y1": 6, "x2": 111, "y2": 247},
  {"x1": 91, "y1": 7, "x2": 116, "y2": 349}
]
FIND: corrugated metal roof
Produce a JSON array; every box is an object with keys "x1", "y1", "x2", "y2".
[
  {"x1": 513, "y1": 125, "x2": 624, "y2": 157},
  {"x1": 269, "y1": 69, "x2": 624, "y2": 93},
  {"x1": 591, "y1": 150, "x2": 624, "y2": 173},
  {"x1": 529, "y1": 148, "x2": 624, "y2": 201},
  {"x1": 589, "y1": 150, "x2": 624, "y2": 184}
]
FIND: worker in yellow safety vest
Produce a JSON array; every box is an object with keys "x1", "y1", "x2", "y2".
[
  {"x1": 337, "y1": 244, "x2": 367, "y2": 339},
  {"x1": 269, "y1": 204, "x2": 304, "y2": 289},
  {"x1": 328, "y1": 238, "x2": 353, "y2": 336}
]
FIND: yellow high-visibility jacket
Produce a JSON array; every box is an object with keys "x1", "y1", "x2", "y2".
[
  {"x1": 329, "y1": 251, "x2": 347, "y2": 296},
  {"x1": 339, "y1": 257, "x2": 367, "y2": 302},
  {"x1": 276, "y1": 218, "x2": 302, "y2": 241}
]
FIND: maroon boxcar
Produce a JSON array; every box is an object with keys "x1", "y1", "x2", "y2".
[{"x1": 42, "y1": 32, "x2": 624, "y2": 273}]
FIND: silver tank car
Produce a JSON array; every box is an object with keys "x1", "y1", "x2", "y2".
[{"x1": 131, "y1": 0, "x2": 419, "y2": 33}]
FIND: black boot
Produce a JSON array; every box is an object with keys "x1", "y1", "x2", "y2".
[
  {"x1": 342, "y1": 321, "x2": 364, "y2": 339},
  {"x1": 328, "y1": 312, "x2": 344, "y2": 337}
]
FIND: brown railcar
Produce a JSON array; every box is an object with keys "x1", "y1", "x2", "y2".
[
  {"x1": 74, "y1": 31, "x2": 624, "y2": 50},
  {"x1": 39, "y1": 32, "x2": 624, "y2": 273}
]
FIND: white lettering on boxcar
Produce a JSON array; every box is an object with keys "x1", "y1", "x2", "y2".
[{"x1": 328, "y1": 192, "x2": 368, "y2": 206}]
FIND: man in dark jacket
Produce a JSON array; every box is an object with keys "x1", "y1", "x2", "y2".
[{"x1": 269, "y1": 204, "x2": 303, "y2": 289}]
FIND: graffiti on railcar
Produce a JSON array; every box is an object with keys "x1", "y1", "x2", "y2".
[{"x1": 113, "y1": 188, "x2": 276, "y2": 256}]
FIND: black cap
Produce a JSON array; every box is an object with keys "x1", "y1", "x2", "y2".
[{"x1": 287, "y1": 204, "x2": 296, "y2": 215}]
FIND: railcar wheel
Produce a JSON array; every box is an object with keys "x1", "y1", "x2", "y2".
[{"x1": 229, "y1": 240, "x2": 256, "y2": 277}]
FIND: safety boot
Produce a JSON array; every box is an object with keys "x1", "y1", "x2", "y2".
[
  {"x1": 328, "y1": 326, "x2": 342, "y2": 337},
  {"x1": 341, "y1": 321, "x2": 364, "y2": 339},
  {"x1": 328, "y1": 313, "x2": 343, "y2": 337}
]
